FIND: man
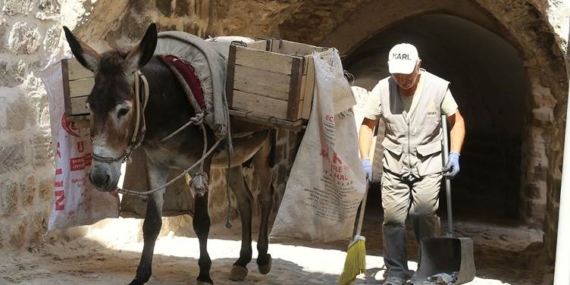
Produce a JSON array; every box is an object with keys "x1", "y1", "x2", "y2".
[{"x1": 358, "y1": 43, "x2": 465, "y2": 285}]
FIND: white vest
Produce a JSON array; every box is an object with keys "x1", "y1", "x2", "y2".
[{"x1": 378, "y1": 71, "x2": 449, "y2": 179}]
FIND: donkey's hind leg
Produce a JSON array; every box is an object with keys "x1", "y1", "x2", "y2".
[
  {"x1": 252, "y1": 136, "x2": 273, "y2": 275},
  {"x1": 129, "y1": 162, "x2": 168, "y2": 285},
  {"x1": 228, "y1": 165, "x2": 254, "y2": 281}
]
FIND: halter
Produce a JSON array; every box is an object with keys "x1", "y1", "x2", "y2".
[
  {"x1": 91, "y1": 71, "x2": 149, "y2": 164},
  {"x1": 90, "y1": 68, "x2": 226, "y2": 215}
]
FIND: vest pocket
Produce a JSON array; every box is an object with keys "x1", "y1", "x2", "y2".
[
  {"x1": 416, "y1": 141, "x2": 443, "y2": 176},
  {"x1": 416, "y1": 141, "x2": 442, "y2": 157},
  {"x1": 381, "y1": 139, "x2": 403, "y2": 173}
]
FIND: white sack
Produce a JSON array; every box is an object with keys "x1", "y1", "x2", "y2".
[
  {"x1": 42, "y1": 60, "x2": 119, "y2": 231},
  {"x1": 270, "y1": 49, "x2": 367, "y2": 242}
]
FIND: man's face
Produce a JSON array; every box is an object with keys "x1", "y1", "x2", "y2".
[{"x1": 391, "y1": 61, "x2": 421, "y2": 90}]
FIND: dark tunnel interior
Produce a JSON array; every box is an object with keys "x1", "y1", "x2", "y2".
[{"x1": 344, "y1": 14, "x2": 530, "y2": 222}]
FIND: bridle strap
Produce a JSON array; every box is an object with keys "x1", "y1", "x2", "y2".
[{"x1": 92, "y1": 71, "x2": 148, "y2": 164}]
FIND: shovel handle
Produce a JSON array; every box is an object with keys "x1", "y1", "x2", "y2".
[{"x1": 441, "y1": 115, "x2": 454, "y2": 237}]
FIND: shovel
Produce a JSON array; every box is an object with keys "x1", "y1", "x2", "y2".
[{"x1": 410, "y1": 115, "x2": 476, "y2": 285}]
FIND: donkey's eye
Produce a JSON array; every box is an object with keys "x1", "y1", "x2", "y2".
[{"x1": 117, "y1": 107, "x2": 130, "y2": 118}]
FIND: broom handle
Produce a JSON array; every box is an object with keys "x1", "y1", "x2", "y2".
[
  {"x1": 355, "y1": 181, "x2": 369, "y2": 236},
  {"x1": 441, "y1": 114, "x2": 454, "y2": 237}
]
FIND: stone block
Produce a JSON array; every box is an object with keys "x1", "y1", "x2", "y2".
[
  {"x1": 33, "y1": 131, "x2": 53, "y2": 167},
  {"x1": 31, "y1": 94, "x2": 51, "y2": 128},
  {"x1": 0, "y1": 101, "x2": 6, "y2": 132},
  {"x1": 156, "y1": 0, "x2": 173, "y2": 16},
  {"x1": 132, "y1": 0, "x2": 151, "y2": 13},
  {"x1": 0, "y1": 60, "x2": 25, "y2": 88},
  {"x1": 175, "y1": 0, "x2": 189, "y2": 17},
  {"x1": 8, "y1": 22, "x2": 41, "y2": 55},
  {"x1": 9, "y1": 221, "x2": 26, "y2": 247},
  {"x1": 7, "y1": 95, "x2": 35, "y2": 131},
  {"x1": 39, "y1": 178, "x2": 53, "y2": 202},
  {"x1": 525, "y1": 183, "x2": 540, "y2": 199},
  {"x1": 43, "y1": 26, "x2": 61, "y2": 56},
  {"x1": 0, "y1": 143, "x2": 26, "y2": 174},
  {"x1": 22, "y1": 175, "x2": 37, "y2": 207},
  {"x1": 2, "y1": 0, "x2": 34, "y2": 16},
  {"x1": 28, "y1": 211, "x2": 48, "y2": 244},
  {"x1": 0, "y1": 19, "x2": 8, "y2": 52},
  {"x1": 183, "y1": 22, "x2": 201, "y2": 36},
  {"x1": 0, "y1": 179, "x2": 19, "y2": 216},
  {"x1": 552, "y1": 179, "x2": 561, "y2": 202},
  {"x1": 22, "y1": 71, "x2": 44, "y2": 93},
  {"x1": 36, "y1": 0, "x2": 61, "y2": 20}
]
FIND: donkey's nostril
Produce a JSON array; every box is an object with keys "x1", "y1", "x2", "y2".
[{"x1": 89, "y1": 171, "x2": 111, "y2": 188}]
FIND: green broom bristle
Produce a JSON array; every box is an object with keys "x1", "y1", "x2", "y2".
[{"x1": 338, "y1": 237, "x2": 366, "y2": 285}]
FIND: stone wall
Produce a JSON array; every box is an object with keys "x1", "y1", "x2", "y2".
[
  {"x1": 541, "y1": 0, "x2": 570, "y2": 261},
  {"x1": 0, "y1": 0, "x2": 64, "y2": 248}
]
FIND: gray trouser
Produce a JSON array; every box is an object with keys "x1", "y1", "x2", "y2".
[{"x1": 381, "y1": 170, "x2": 441, "y2": 279}]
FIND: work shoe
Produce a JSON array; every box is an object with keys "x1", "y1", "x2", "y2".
[{"x1": 383, "y1": 276, "x2": 406, "y2": 285}]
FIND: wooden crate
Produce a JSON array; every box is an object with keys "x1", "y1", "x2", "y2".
[
  {"x1": 62, "y1": 58, "x2": 93, "y2": 125},
  {"x1": 226, "y1": 39, "x2": 327, "y2": 128}
]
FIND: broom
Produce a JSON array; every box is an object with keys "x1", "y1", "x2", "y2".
[{"x1": 338, "y1": 181, "x2": 369, "y2": 285}]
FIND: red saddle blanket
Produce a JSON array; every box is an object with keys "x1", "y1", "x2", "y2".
[{"x1": 159, "y1": 54, "x2": 206, "y2": 110}]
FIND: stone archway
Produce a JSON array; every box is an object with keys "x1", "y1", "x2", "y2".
[
  {"x1": 279, "y1": 0, "x2": 567, "y2": 261},
  {"x1": 343, "y1": 13, "x2": 529, "y2": 221}
]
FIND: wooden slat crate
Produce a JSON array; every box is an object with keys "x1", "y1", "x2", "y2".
[
  {"x1": 226, "y1": 39, "x2": 328, "y2": 128},
  {"x1": 62, "y1": 58, "x2": 93, "y2": 125},
  {"x1": 63, "y1": 39, "x2": 328, "y2": 130}
]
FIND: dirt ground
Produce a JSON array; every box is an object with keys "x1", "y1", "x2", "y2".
[{"x1": 0, "y1": 200, "x2": 550, "y2": 285}]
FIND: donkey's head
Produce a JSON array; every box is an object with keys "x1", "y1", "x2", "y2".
[{"x1": 63, "y1": 24, "x2": 158, "y2": 192}]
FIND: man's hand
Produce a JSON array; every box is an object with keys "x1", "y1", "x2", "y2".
[
  {"x1": 443, "y1": 152, "x2": 460, "y2": 179},
  {"x1": 362, "y1": 158, "x2": 372, "y2": 181}
]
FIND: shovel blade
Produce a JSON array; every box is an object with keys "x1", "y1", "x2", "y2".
[{"x1": 411, "y1": 237, "x2": 476, "y2": 284}]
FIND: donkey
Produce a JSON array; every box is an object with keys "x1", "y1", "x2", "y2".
[{"x1": 63, "y1": 23, "x2": 274, "y2": 285}]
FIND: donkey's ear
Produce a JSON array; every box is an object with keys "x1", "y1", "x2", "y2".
[
  {"x1": 125, "y1": 23, "x2": 158, "y2": 74},
  {"x1": 62, "y1": 26, "x2": 101, "y2": 72}
]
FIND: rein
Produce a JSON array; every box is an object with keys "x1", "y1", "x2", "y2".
[{"x1": 117, "y1": 135, "x2": 223, "y2": 197}]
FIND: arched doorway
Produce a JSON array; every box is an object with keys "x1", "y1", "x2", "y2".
[{"x1": 343, "y1": 14, "x2": 529, "y2": 221}]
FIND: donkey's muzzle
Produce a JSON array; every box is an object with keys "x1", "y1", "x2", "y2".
[{"x1": 89, "y1": 167, "x2": 113, "y2": 191}]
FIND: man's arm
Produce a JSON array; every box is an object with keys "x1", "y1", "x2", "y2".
[
  {"x1": 446, "y1": 109, "x2": 465, "y2": 153},
  {"x1": 359, "y1": 118, "x2": 378, "y2": 159}
]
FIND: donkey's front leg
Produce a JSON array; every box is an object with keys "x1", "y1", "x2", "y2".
[
  {"x1": 194, "y1": 183, "x2": 213, "y2": 284},
  {"x1": 128, "y1": 163, "x2": 168, "y2": 285}
]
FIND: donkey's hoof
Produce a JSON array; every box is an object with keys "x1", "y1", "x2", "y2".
[
  {"x1": 196, "y1": 280, "x2": 214, "y2": 285},
  {"x1": 258, "y1": 254, "x2": 272, "y2": 275},
  {"x1": 230, "y1": 265, "x2": 248, "y2": 281}
]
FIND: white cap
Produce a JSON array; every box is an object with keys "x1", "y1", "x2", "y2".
[{"x1": 388, "y1": 43, "x2": 419, "y2": 74}]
